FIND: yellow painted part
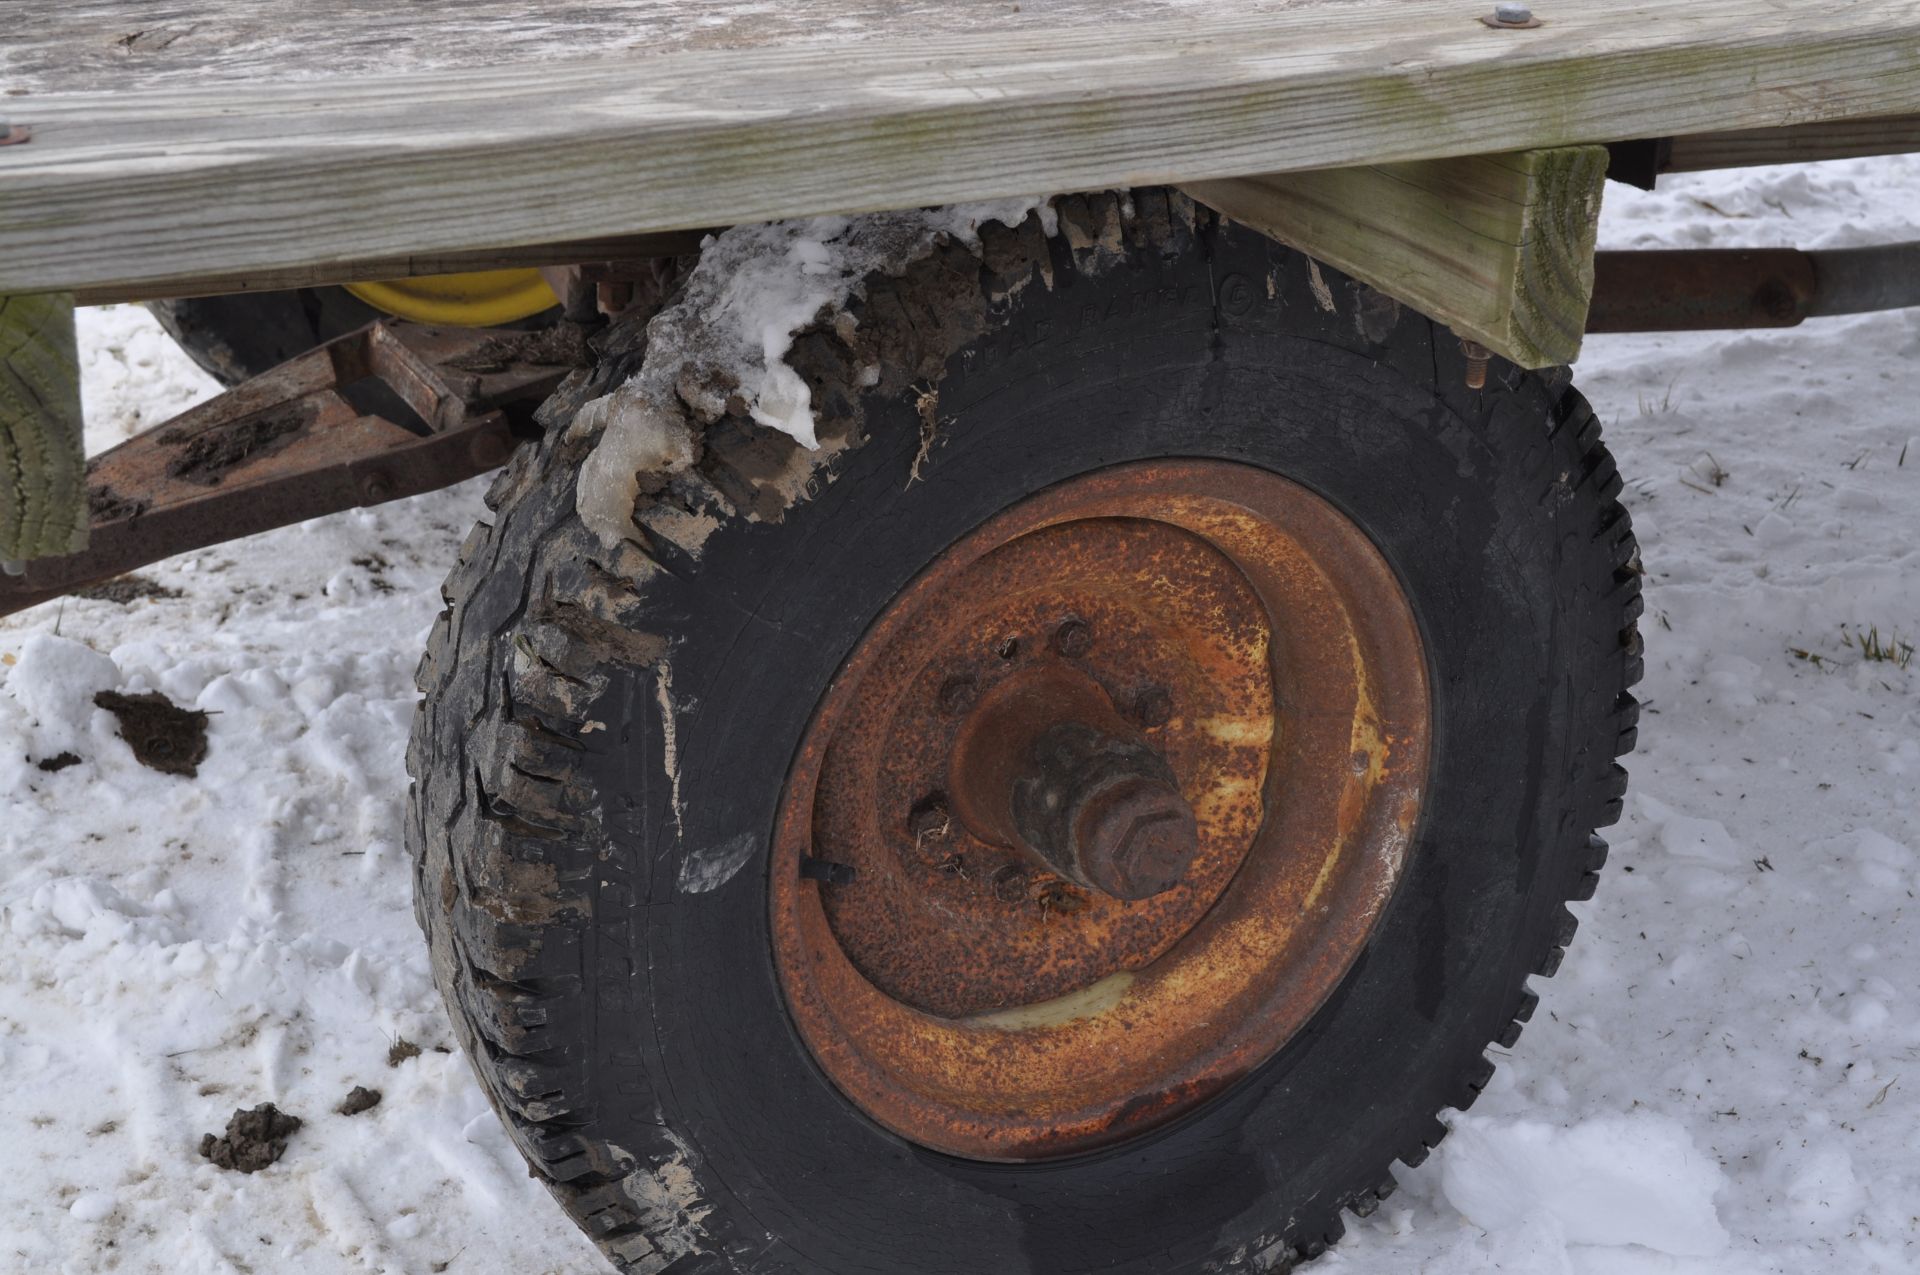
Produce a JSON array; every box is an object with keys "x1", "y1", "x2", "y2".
[{"x1": 344, "y1": 268, "x2": 557, "y2": 327}]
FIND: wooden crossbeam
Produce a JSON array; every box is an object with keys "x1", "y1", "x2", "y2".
[
  {"x1": 0, "y1": 293, "x2": 87, "y2": 564},
  {"x1": 1184, "y1": 148, "x2": 1610, "y2": 369},
  {"x1": 4, "y1": 1, "x2": 1920, "y2": 299},
  {"x1": 70, "y1": 230, "x2": 712, "y2": 307},
  {"x1": 1665, "y1": 113, "x2": 1920, "y2": 172}
]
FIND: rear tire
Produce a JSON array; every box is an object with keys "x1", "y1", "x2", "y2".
[{"x1": 406, "y1": 192, "x2": 1641, "y2": 1273}]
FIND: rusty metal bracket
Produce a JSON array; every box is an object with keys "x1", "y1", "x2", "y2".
[{"x1": 0, "y1": 320, "x2": 581, "y2": 617}]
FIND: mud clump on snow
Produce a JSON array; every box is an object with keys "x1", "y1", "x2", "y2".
[
  {"x1": 336, "y1": 1086, "x2": 382, "y2": 1117},
  {"x1": 33, "y1": 751, "x2": 81, "y2": 772},
  {"x1": 73, "y1": 574, "x2": 182, "y2": 605},
  {"x1": 93, "y1": 689, "x2": 208, "y2": 776},
  {"x1": 199, "y1": 1103, "x2": 301, "y2": 1173},
  {"x1": 387, "y1": 1038, "x2": 422, "y2": 1067}
]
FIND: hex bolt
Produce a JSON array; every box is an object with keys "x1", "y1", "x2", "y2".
[
  {"x1": 360, "y1": 472, "x2": 394, "y2": 502},
  {"x1": 1051, "y1": 618, "x2": 1093, "y2": 658},
  {"x1": 947, "y1": 665, "x2": 1199, "y2": 902},
  {"x1": 1458, "y1": 338, "x2": 1493, "y2": 390},
  {"x1": 1495, "y1": 1, "x2": 1532, "y2": 22},
  {"x1": 1073, "y1": 777, "x2": 1200, "y2": 898}
]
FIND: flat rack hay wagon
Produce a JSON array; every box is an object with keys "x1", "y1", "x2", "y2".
[{"x1": 5, "y1": 3, "x2": 1920, "y2": 1270}]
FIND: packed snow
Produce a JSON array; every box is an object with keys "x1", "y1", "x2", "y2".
[{"x1": 3, "y1": 157, "x2": 1917, "y2": 1274}]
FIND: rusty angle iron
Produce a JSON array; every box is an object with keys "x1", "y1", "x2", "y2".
[{"x1": 0, "y1": 321, "x2": 581, "y2": 618}]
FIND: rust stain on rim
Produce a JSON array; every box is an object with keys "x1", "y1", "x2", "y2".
[{"x1": 771, "y1": 460, "x2": 1430, "y2": 1162}]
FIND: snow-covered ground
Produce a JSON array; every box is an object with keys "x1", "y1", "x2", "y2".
[{"x1": 4, "y1": 159, "x2": 1917, "y2": 1274}]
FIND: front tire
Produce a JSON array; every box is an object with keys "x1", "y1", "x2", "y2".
[{"x1": 406, "y1": 192, "x2": 1640, "y2": 1273}]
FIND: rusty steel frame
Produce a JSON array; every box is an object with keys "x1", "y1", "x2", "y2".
[{"x1": 0, "y1": 320, "x2": 579, "y2": 618}]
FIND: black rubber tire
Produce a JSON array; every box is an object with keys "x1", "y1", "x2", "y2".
[
  {"x1": 147, "y1": 287, "x2": 386, "y2": 386},
  {"x1": 405, "y1": 192, "x2": 1642, "y2": 1275}
]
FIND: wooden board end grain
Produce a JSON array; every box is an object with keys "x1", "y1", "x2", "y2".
[
  {"x1": 1185, "y1": 147, "x2": 1610, "y2": 368},
  {"x1": 0, "y1": 293, "x2": 87, "y2": 565}
]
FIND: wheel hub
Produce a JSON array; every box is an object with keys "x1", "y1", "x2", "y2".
[{"x1": 771, "y1": 460, "x2": 1430, "y2": 1161}]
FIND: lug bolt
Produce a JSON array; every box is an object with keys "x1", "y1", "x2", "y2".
[
  {"x1": 991, "y1": 863, "x2": 1029, "y2": 902},
  {"x1": 1051, "y1": 618, "x2": 1093, "y2": 658},
  {"x1": 1133, "y1": 686, "x2": 1173, "y2": 728},
  {"x1": 937, "y1": 674, "x2": 977, "y2": 715}
]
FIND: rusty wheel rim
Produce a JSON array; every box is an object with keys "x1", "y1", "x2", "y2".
[{"x1": 771, "y1": 460, "x2": 1430, "y2": 1161}]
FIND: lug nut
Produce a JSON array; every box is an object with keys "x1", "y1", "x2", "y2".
[
  {"x1": 1051, "y1": 618, "x2": 1093, "y2": 658},
  {"x1": 1132, "y1": 686, "x2": 1173, "y2": 728},
  {"x1": 991, "y1": 863, "x2": 1029, "y2": 902}
]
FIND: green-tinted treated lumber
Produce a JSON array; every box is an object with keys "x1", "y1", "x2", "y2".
[
  {"x1": 4, "y1": 1, "x2": 1920, "y2": 298},
  {"x1": 0, "y1": 293, "x2": 87, "y2": 565},
  {"x1": 1185, "y1": 147, "x2": 1610, "y2": 368}
]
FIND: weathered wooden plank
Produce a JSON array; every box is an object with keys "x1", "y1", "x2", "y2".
[
  {"x1": 3, "y1": 1, "x2": 1920, "y2": 298},
  {"x1": 10, "y1": 0, "x2": 1168, "y2": 94},
  {"x1": 1186, "y1": 148, "x2": 1609, "y2": 368},
  {"x1": 1666, "y1": 113, "x2": 1920, "y2": 172},
  {"x1": 0, "y1": 294, "x2": 87, "y2": 564},
  {"x1": 70, "y1": 230, "x2": 711, "y2": 306}
]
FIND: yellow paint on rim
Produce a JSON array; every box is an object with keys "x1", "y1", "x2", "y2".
[{"x1": 344, "y1": 269, "x2": 558, "y2": 327}]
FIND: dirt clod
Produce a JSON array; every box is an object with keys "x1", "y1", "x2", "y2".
[
  {"x1": 34, "y1": 751, "x2": 81, "y2": 772},
  {"x1": 336, "y1": 1086, "x2": 382, "y2": 1116},
  {"x1": 199, "y1": 1103, "x2": 301, "y2": 1173},
  {"x1": 445, "y1": 323, "x2": 594, "y2": 374},
  {"x1": 94, "y1": 690, "x2": 209, "y2": 777},
  {"x1": 161, "y1": 405, "x2": 310, "y2": 486},
  {"x1": 387, "y1": 1038, "x2": 422, "y2": 1067},
  {"x1": 73, "y1": 574, "x2": 182, "y2": 605}
]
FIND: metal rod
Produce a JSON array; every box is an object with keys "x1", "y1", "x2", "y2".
[{"x1": 1586, "y1": 242, "x2": 1920, "y2": 334}]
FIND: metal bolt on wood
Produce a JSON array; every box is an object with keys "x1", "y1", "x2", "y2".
[
  {"x1": 1459, "y1": 338, "x2": 1493, "y2": 389},
  {"x1": 1482, "y1": 2, "x2": 1542, "y2": 27}
]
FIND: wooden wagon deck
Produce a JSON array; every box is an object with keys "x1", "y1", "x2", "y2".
[{"x1": 8, "y1": 0, "x2": 1920, "y2": 307}]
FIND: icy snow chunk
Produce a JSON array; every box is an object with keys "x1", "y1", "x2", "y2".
[
  {"x1": 6, "y1": 634, "x2": 118, "y2": 730},
  {"x1": 13, "y1": 876, "x2": 176, "y2": 946},
  {"x1": 68, "y1": 1191, "x2": 116, "y2": 1223},
  {"x1": 1638, "y1": 794, "x2": 1744, "y2": 865},
  {"x1": 573, "y1": 389, "x2": 701, "y2": 550},
  {"x1": 1439, "y1": 1111, "x2": 1730, "y2": 1257},
  {"x1": 576, "y1": 199, "x2": 1047, "y2": 546}
]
